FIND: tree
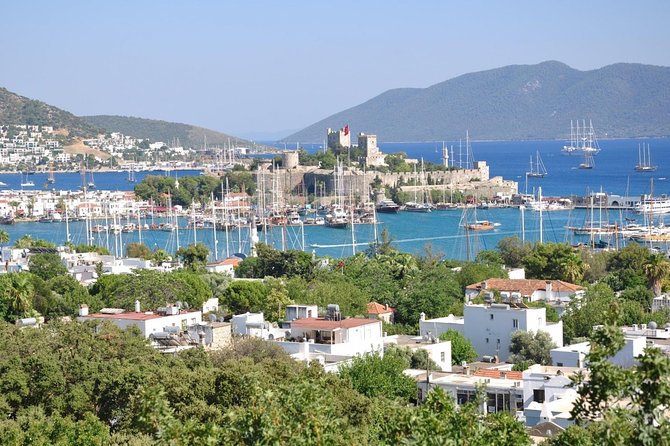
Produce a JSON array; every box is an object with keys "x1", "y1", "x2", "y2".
[
  {"x1": 438, "y1": 330, "x2": 477, "y2": 365},
  {"x1": 126, "y1": 242, "x2": 152, "y2": 259},
  {"x1": 0, "y1": 273, "x2": 34, "y2": 321},
  {"x1": 562, "y1": 283, "x2": 616, "y2": 344},
  {"x1": 551, "y1": 308, "x2": 670, "y2": 445},
  {"x1": 28, "y1": 253, "x2": 67, "y2": 281},
  {"x1": 497, "y1": 236, "x2": 532, "y2": 268},
  {"x1": 176, "y1": 243, "x2": 209, "y2": 271},
  {"x1": 0, "y1": 228, "x2": 8, "y2": 245},
  {"x1": 643, "y1": 253, "x2": 670, "y2": 297},
  {"x1": 338, "y1": 350, "x2": 417, "y2": 403},
  {"x1": 90, "y1": 269, "x2": 211, "y2": 311},
  {"x1": 508, "y1": 330, "x2": 556, "y2": 365}
]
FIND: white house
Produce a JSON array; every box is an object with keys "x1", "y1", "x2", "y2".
[
  {"x1": 78, "y1": 303, "x2": 203, "y2": 339},
  {"x1": 465, "y1": 278, "x2": 584, "y2": 304},
  {"x1": 383, "y1": 334, "x2": 452, "y2": 372},
  {"x1": 523, "y1": 365, "x2": 583, "y2": 428},
  {"x1": 410, "y1": 367, "x2": 524, "y2": 414},
  {"x1": 419, "y1": 304, "x2": 564, "y2": 362},
  {"x1": 286, "y1": 317, "x2": 383, "y2": 357},
  {"x1": 551, "y1": 336, "x2": 647, "y2": 369}
]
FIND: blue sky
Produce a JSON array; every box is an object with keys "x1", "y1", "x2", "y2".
[{"x1": 1, "y1": 0, "x2": 668, "y2": 139}]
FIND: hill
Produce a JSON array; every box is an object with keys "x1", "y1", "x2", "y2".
[
  {"x1": 285, "y1": 61, "x2": 670, "y2": 142},
  {"x1": 81, "y1": 115, "x2": 263, "y2": 150},
  {"x1": 0, "y1": 87, "x2": 98, "y2": 137}
]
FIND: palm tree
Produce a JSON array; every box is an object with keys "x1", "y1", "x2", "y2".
[
  {"x1": 644, "y1": 253, "x2": 670, "y2": 297},
  {"x1": 0, "y1": 229, "x2": 8, "y2": 245},
  {"x1": 7, "y1": 273, "x2": 33, "y2": 319}
]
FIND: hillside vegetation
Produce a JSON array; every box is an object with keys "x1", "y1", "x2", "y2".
[
  {"x1": 286, "y1": 61, "x2": 670, "y2": 142},
  {"x1": 82, "y1": 115, "x2": 261, "y2": 150},
  {"x1": 0, "y1": 88, "x2": 98, "y2": 137}
]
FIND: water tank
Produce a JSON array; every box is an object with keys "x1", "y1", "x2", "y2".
[{"x1": 649, "y1": 321, "x2": 658, "y2": 330}]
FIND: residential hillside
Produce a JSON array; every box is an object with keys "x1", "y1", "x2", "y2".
[
  {"x1": 0, "y1": 87, "x2": 269, "y2": 151},
  {"x1": 0, "y1": 87, "x2": 98, "y2": 137},
  {"x1": 82, "y1": 115, "x2": 262, "y2": 150},
  {"x1": 285, "y1": 61, "x2": 670, "y2": 142}
]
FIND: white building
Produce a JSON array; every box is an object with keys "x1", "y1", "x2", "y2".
[
  {"x1": 78, "y1": 304, "x2": 203, "y2": 339},
  {"x1": 384, "y1": 334, "x2": 452, "y2": 372},
  {"x1": 419, "y1": 304, "x2": 564, "y2": 362},
  {"x1": 410, "y1": 366, "x2": 524, "y2": 414},
  {"x1": 523, "y1": 365, "x2": 582, "y2": 428},
  {"x1": 550, "y1": 336, "x2": 646, "y2": 369},
  {"x1": 465, "y1": 278, "x2": 584, "y2": 304}
]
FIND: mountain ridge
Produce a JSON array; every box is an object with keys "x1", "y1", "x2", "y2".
[{"x1": 285, "y1": 61, "x2": 670, "y2": 142}]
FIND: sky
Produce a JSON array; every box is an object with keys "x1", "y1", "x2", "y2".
[{"x1": 1, "y1": 0, "x2": 669, "y2": 140}]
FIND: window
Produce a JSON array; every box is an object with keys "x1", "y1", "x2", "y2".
[
  {"x1": 490, "y1": 314, "x2": 494, "y2": 320},
  {"x1": 533, "y1": 389, "x2": 545, "y2": 403},
  {"x1": 486, "y1": 338, "x2": 489, "y2": 344},
  {"x1": 512, "y1": 318, "x2": 519, "y2": 328},
  {"x1": 557, "y1": 362, "x2": 564, "y2": 367},
  {"x1": 440, "y1": 352, "x2": 446, "y2": 362}
]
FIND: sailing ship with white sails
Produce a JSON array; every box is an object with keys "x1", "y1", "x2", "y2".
[
  {"x1": 526, "y1": 151, "x2": 547, "y2": 178},
  {"x1": 634, "y1": 143, "x2": 657, "y2": 172}
]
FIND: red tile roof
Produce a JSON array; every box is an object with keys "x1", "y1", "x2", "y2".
[
  {"x1": 291, "y1": 317, "x2": 380, "y2": 330},
  {"x1": 466, "y1": 279, "x2": 584, "y2": 296},
  {"x1": 367, "y1": 301, "x2": 395, "y2": 314},
  {"x1": 474, "y1": 369, "x2": 523, "y2": 380}
]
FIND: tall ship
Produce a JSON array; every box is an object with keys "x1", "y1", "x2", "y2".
[
  {"x1": 634, "y1": 143, "x2": 657, "y2": 172},
  {"x1": 562, "y1": 120, "x2": 601, "y2": 156},
  {"x1": 526, "y1": 151, "x2": 547, "y2": 178}
]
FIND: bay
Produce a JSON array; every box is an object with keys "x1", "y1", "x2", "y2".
[{"x1": 2, "y1": 138, "x2": 669, "y2": 260}]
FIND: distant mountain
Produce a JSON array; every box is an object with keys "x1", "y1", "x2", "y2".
[
  {"x1": 0, "y1": 87, "x2": 98, "y2": 136},
  {"x1": 82, "y1": 115, "x2": 262, "y2": 150},
  {"x1": 285, "y1": 61, "x2": 670, "y2": 142}
]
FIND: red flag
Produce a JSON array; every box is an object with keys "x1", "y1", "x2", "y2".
[{"x1": 343, "y1": 125, "x2": 349, "y2": 136}]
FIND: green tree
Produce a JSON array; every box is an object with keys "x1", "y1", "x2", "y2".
[
  {"x1": 0, "y1": 273, "x2": 34, "y2": 322},
  {"x1": 338, "y1": 350, "x2": 417, "y2": 403},
  {"x1": 0, "y1": 228, "x2": 9, "y2": 245},
  {"x1": 176, "y1": 243, "x2": 209, "y2": 271},
  {"x1": 438, "y1": 329, "x2": 478, "y2": 365},
  {"x1": 28, "y1": 253, "x2": 67, "y2": 281},
  {"x1": 497, "y1": 236, "x2": 532, "y2": 268},
  {"x1": 508, "y1": 330, "x2": 556, "y2": 365},
  {"x1": 562, "y1": 283, "x2": 616, "y2": 343},
  {"x1": 643, "y1": 253, "x2": 670, "y2": 297},
  {"x1": 552, "y1": 308, "x2": 670, "y2": 446},
  {"x1": 126, "y1": 242, "x2": 152, "y2": 259}
]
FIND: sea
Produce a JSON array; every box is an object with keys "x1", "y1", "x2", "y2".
[{"x1": 1, "y1": 138, "x2": 669, "y2": 260}]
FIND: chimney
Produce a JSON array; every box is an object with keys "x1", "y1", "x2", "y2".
[
  {"x1": 79, "y1": 304, "x2": 88, "y2": 317},
  {"x1": 385, "y1": 304, "x2": 389, "y2": 311},
  {"x1": 420, "y1": 312, "x2": 426, "y2": 321},
  {"x1": 481, "y1": 281, "x2": 487, "y2": 290},
  {"x1": 463, "y1": 365, "x2": 471, "y2": 376},
  {"x1": 134, "y1": 300, "x2": 141, "y2": 313},
  {"x1": 501, "y1": 371, "x2": 508, "y2": 380},
  {"x1": 545, "y1": 281, "x2": 553, "y2": 301}
]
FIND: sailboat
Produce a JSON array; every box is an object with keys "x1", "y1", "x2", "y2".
[
  {"x1": 87, "y1": 169, "x2": 96, "y2": 190},
  {"x1": 579, "y1": 152, "x2": 595, "y2": 169},
  {"x1": 47, "y1": 162, "x2": 55, "y2": 184},
  {"x1": 20, "y1": 171, "x2": 35, "y2": 187},
  {"x1": 127, "y1": 164, "x2": 137, "y2": 183},
  {"x1": 634, "y1": 143, "x2": 657, "y2": 172},
  {"x1": 526, "y1": 151, "x2": 547, "y2": 178},
  {"x1": 561, "y1": 120, "x2": 579, "y2": 154}
]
